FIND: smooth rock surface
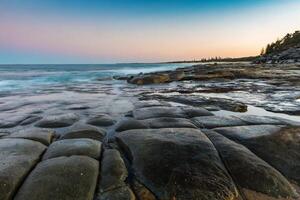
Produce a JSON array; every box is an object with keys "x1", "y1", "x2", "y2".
[
  {"x1": 132, "y1": 106, "x2": 213, "y2": 120},
  {"x1": 86, "y1": 114, "x2": 115, "y2": 127},
  {"x1": 35, "y1": 113, "x2": 79, "y2": 128},
  {"x1": 213, "y1": 125, "x2": 282, "y2": 140},
  {"x1": 115, "y1": 118, "x2": 148, "y2": 132},
  {"x1": 98, "y1": 149, "x2": 128, "y2": 192},
  {"x1": 205, "y1": 130, "x2": 299, "y2": 199},
  {"x1": 116, "y1": 128, "x2": 239, "y2": 200},
  {"x1": 14, "y1": 156, "x2": 99, "y2": 200},
  {"x1": 0, "y1": 139, "x2": 46, "y2": 200},
  {"x1": 215, "y1": 126, "x2": 300, "y2": 185},
  {"x1": 43, "y1": 138, "x2": 102, "y2": 160},
  {"x1": 235, "y1": 115, "x2": 286, "y2": 125},
  {"x1": 134, "y1": 100, "x2": 171, "y2": 109},
  {"x1": 20, "y1": 115, "x2": 42, "y2": 126},
  {"x1": 6, "y1": 128, "x2": 55, "y2": 145},
  {"x1": 133, "y1": 106, "x2": 186, "y2": 120},
  {"x1": 60, "y1": 123, "x2": 106, "y2": 141},
  {"x1": 141, "y1": 117, "x2": 197, "y2": 129},
  {"x1": 192, "y1": 116, "x2": 247, "y2": 129}
]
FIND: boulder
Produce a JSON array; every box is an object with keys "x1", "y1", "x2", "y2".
[
  {"x1": 60, "y1": 123, "x2": 106, "y2": 141},
  {"x1": 141, "y1": 117, "x2": 197, "y2": 129},
  {"x1": 86, "y1": 114, "x2": 115, "y2": 127},
  {"x1": 97, "y1": 149, "x2": 128, "y2": 193},
  {"x1": 14, "y1": 156, "x2": 99, "y2": 200},
  {"x1": 6, "y1": 128, "x2": 55, "y2": 145},
  {"x1": 116, "y1": 128, "x2": 239, "y2": 200},
  {"x1": 205, "y1": 130, "x2": 299, "y2": 199},
  {"x1": 0, "y1": 139, "x2": 46, "y2": 200},
  {"x1": 115, "y1": 118, "x2": 148, "y2": 132},
  {"x1": 192, "y1": 116, "x2": 247, "y2": 129},
  {"x1": 128, "y1": 74, "x2": 171, "y2": 85},
  {"x1": 35, "y1": 113, "x2": 79, "y2": 128},
  {"x1": 214, "y1": 125, "x2": 300, "y2": 185},
  {"x1": 43, "y1": 138, "x2": 102, "y2": 160}
]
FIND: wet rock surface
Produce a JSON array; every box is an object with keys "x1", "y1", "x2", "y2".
[
  {"x1": 43, "y1": 138, "x2": 102, "y2": 160},
  {"x1": 1, "y1": 97, "x2": 300, "y2": 199},
  {"x1": 14, "y1": 156, "x2": 99, "y2": 200},
  {"x1": 215, "y1": 125, "x2": 300, "y2": 185},
  {"x1": 6, "y1": 128, "x2": 55, "y2": 145},
  {"x1": 116, "y1": 128, "x2": 239, "y2": 200},
  {"x1": 35, "y1": 113, "x2": 79, "y2": 128},
  {"x1": 60, "y1": 123, "x2": 106, "y2": 141},
  {"x1": 0, "y1": 139, "x2": 46, "y2": 200},
  {"x1": 204, "y1": 130, "x2": 298, "y2": 199}
]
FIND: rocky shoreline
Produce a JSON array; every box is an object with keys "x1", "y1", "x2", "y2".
[
  {"x1": 121, "y1": 62, "x2": 300, "y2": 115},
  {"x1": 1, "y1": 99, "x2": 300, "y2": 200},
  {"x1": 1, "y1": 62, "x2": 300, "y2": 200}
]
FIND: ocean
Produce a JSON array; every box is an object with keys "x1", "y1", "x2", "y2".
[{"x1": 0, "y1": 63, "x2": 197, "y2": 93}]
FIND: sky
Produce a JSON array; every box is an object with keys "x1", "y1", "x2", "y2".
[{"x1": 0, "y1": 0, "x2": 300, "y2": 64}]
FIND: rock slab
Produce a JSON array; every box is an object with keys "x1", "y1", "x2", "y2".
[
  {"x1": 0, "y1": 139, "x2": 46, "y2": 200},
  {"x1": 15, "y1": 156, "x2": 99, "y2": 200}
]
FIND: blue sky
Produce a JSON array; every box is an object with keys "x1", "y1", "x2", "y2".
[{"x1": 0, "y1": 0, "x2": 299, "y2": 64}]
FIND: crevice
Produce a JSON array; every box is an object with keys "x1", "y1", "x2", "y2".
[
  {"x1": 202, "y1": 129, "x2": 247, "y2": 200},
  {"x1": 11, "y1": 144, "x2": 48, "y2": 199},
  {"x1": 93, "y1": 142, "x2": 105, "y2": 200}
]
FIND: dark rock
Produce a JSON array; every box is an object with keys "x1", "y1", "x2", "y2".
[
  {"x1": 14, "y1": 156, "x2": 99, "y2": 200},
  {"x1": 35, "y1": 113, "x2": 79, "y2": 128},
  {"x1": 141, "y1": 117, "x2": 197, "y2": 129},
  {"x1": 98, "y1": 149, "x2": 128, "y2": 193},
  {"x1": 143, "y1": 94, "x2": 248, "y2": 113},
  {"x1": 192, "y1": 116, "x2": 247, "y2": 129},
  {"x1": 20, "y1": 115, "x2": 42, "y2": 126},
  {"x1": 132, "y1": 106, "x2": 212, "y2": 120},
  {"x1": 131, "y1": 179, "x2": 157, "y2": 200},
  {"x1": 214, "y1": 125, "x2": 300, "y2": 185},
  {"x1": 128, "y1": 74, "x2": 171, "y2": 85},
  {"x1": 6, "y1": 128, "x2": 55, "y2": 145},
  {"x1": 116, "y1": 128, "x2": 239, "y2": 200},
  {"x1": 180, "y1": 107, "x2": 214, "y2": 118},
  {"x1": 205, "y1": 130, "x2": 299, "y2": 199},
  {"x1": 42, "y1": 138, "x2": 102, "y2": 160},
  {"x1": 67, "y1": 105, "x2": 90, "y2": 110},
  {"x1": 0, "y1": 131, "x2": 9, "y2": 138},
  {"x1": 133, "y1": 106, "x2": 186, "y2": 120},
  {"x1": 60, "y1": 123, "x2": 106, "y2": 141},
  {"x1": 0, "y1": 139, "x2": 46, "y2": 200},
  {"x1": 97, "y1": 186, "x2": 135, "y2": 200},
  {"x1": 86, "y1": 114, "x2": 115, "y2": 127},
  {"x1": 115, "y1": 118, "x2": 148, "y2": 132}
]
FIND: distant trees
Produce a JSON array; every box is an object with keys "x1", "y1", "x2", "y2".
[{"x1": 263, "y1": 31, "x2": 300, "y2": 55}]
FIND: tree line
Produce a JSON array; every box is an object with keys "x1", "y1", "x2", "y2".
[{"x1": 261, "y1": 30, "x2": 300, "y2": 55}]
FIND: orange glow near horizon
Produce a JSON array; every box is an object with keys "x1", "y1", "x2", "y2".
[{"x1": 0, "y1": 1, "x2": 300, "y2": 63}]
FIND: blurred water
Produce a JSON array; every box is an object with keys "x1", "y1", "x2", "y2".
[{"x1": 0, "y1": 63, "x2": 197, "y2": 93}]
